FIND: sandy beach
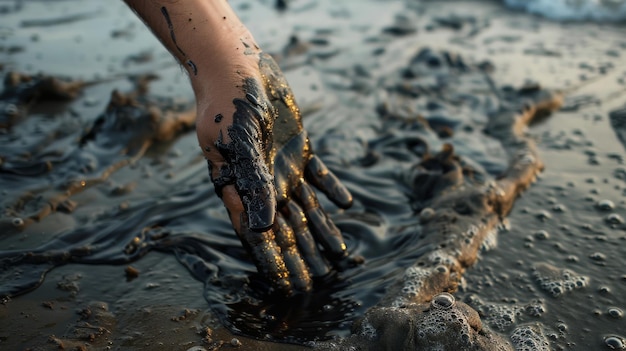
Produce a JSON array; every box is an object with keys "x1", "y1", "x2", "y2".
[{"x1": 1, "y1": 0, "x2": 625, "y2": 350}]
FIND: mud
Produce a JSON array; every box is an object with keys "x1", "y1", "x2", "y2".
[{"x1": 1, "y1": 0, "x2": 626, "y2": 350}]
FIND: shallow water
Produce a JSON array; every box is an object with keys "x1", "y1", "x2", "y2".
[
  {"x1": 504, "y1": 0, "x2": 626, "y2": 21},
  {"x1": 1, "y1": 0, "x2": 626, "y2": 350}
]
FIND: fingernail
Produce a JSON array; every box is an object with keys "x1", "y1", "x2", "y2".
[{"x1": 333, "y1": 184, "x2": 353, "y2": 209}]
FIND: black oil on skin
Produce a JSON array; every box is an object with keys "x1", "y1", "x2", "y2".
[
  {"x1": 212, "y1": 77, "x2": 276, "y2": 232},
  {"x1": 207, "y1": 52, "x2": 357, "y2": 296},
  {"x1": 160, "y1": 6, "x2": 197, "y2": 75}
]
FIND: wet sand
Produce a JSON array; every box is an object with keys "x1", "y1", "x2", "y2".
[{"x1": 1, "y1": 0, "x2": 626, "y2": 350}]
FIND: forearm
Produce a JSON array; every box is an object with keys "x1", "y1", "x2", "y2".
[{"x1": 123, "y1": 0, "x2": 261, "y2": 95}]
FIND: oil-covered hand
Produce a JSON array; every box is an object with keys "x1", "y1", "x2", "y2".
[
  {"x1": 122, "y1": 0, "x2": 355, "y2": 295},
  {"x1": 261, "y1": 52, "x2": 358, "y2": 279},
  {"x1": 196, "y1": 52, "x2": 356, "y2": 295}
]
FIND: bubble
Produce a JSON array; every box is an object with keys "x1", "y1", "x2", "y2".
[
  {"x1": 532, "y1": 263, "x2": 588, "y2": 297},
  {"x1": 534, "y1": 230, "x2": 550, "y2": 240},
  {"x1": 596, "y1": 199, "x2": 615, "y2": 211},
  {"x1": 393, "y1": 266, "x2": 430, "y2": 307},
  {"x1": 524, "y1": 301, "x2": 546, "y2": 317},
  {"x1": 605, "y1": 336, "x2": 625, "y2": 350},
  {"x1": 605, "y1": 213, "x2": 624, "y2": 225},
  {"x1": 510, "y1": 324, "x2": 550, "y2": 351},
  {"x1": 419, "y1": 207, "x2": 435, "y2": 223},
  {"x1": 230, "y1": 338, "x2": 242, "y2": 347},
  {"x1": 460, "y1": 332, "x2": 471, "y2": 345},
  {"x1": 11, "y1": 217, "x2": 24, "y2": 227},
  {"x1": 608, "y1": 307, "x2": 624, "y2": 319},
  {"x1": 589, "y1": 252, "x2": 607, "y2": 261},
  {"x1": 431, "y1": 293, "x2": 455, "y2": 310},
  {"x1": 480, "y1": 302, "x2": 524, "y2": 331},
  {"x1": 186, "y1": 347, "x2": 207, "y2": 351},
  {"x1": 435, "y1": 265, "x2": 448, "y2": 274},
  {"x1": 536, "y1": 210, "x2": 552, "y2": 221},
  {"x1": 358, "y1": 318, "x2": 377, "y2": 339}
]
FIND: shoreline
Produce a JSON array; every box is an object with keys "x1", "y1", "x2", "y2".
[{"x1": 1, "y1": 1, "x2": 625, "y2": 350}]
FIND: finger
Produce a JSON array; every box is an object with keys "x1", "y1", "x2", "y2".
[
  {"x1": 304, "y1": 155, "x2": 353, "y2": 209},
  {"x1": 284, "y1": 200, "x2": 330, "y2": 277},
  {"x1": 273, "y1": 130, "x2": 308, "y2": 204},
  {"x1": 296, "y1": 182, "x2": 348, "y2": 262},
  {"x1": 236, "y1": 212, "x2": 291, "y2": 295},
  {"x1": 273, "y1": 212, "x2": 313, "y2": 292}
]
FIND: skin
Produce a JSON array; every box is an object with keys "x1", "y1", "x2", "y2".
[
  {"x1": 123, "y1": 0, "x2": 356, "y2": 294},
  {"x1": 122, "y1": 0, "x2": 268, "y2": 230}
]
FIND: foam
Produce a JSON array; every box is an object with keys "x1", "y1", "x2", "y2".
[
  {"x1": 357, "y1": 317, "x2": 378, "y2": 340},
  {"x1": 533, "y1": 262, "x2": 589, "y2": 297},
  {"x1": 510, "y1": 324, "x2": 551, "y2": 351},
  {"x1": 504, "y1": 0, "x2": 626, "y2": 21}
]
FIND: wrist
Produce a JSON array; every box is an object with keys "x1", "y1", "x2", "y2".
[{"x1": 189, "y1": 43, "x2": 263, "y2": 99}]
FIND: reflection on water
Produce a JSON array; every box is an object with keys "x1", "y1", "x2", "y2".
[
  {"x1": 504, "y1": 0, "x2": 626, "y2": 21},
  {"x1": 1, "y1": 0, "x2": 626, "y2": 349}
]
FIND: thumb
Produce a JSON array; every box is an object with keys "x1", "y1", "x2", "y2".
[{"x1": 214, "y1": 119, "x2": 276, "y2": 232}]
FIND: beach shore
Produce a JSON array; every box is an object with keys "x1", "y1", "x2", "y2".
[{"x1": 1, "y1": 1, "x2": 625, "y2": 350}]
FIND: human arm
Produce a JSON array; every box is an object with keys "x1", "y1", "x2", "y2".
[{"x1": 123, "y1": 0, "x2": 357, "y2": 294}]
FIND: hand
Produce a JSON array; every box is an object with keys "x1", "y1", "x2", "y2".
[
  {"x1": 195, "y1": 52, "x2": 357, "y2": 295},
  {"x1": 263, "y1": 52, "x2": 358, "y2": 273}
]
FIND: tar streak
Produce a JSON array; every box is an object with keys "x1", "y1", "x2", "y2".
[
  {"x1": 186, "y1": 59, "x2": 197, "y2": 76},
  {"x1": 213, "y1": 78, "x2": 276, "y2": 231},
  {"x1": 161, "y1": 6, "x2": 196, "y2": 75},
  {"x1": 160, "y1": 7, "x2": 186, "y2": 56}
]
